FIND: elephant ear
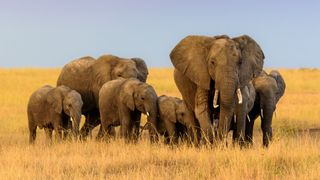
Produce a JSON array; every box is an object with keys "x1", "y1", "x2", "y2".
[
  {"x1": 170, "y1": 36, "x2": 219, "y2": 90},
  {"x1": 47, "y1": 88, "x2": 63, "y2": 114},
  {"x1": 121, "y1": 80, "x2": 137, "y2": 111},
  {"x1": 131, "y1": 58, "x2": 149, "y2": 82},
  {"x1": 233, "y1": 35, "x2": 265, "y2": 87},
  {"x1": 269, "y1": 70, "x2": 286, "y2": 102},
  {"x1": 158, "y1": 96, "x2": 177, "y2": 123}
]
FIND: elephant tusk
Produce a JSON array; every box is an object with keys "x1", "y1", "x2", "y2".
[
  {"x1": 247, "y1": 115, "x2": 251, "y2": 122},
  {"x1": 146, "y1": 112, "x2": 150, "y2": 117},
  {"x1": 261, "y1": 109, "x2": 264, "y2": 119},
  {"x1": 70, "y1": 117, "x2": 73, "y2": 122},
  {"x1": 236, "y1": 88, "x2": 243, "y2": 104},
  {"x1": 213, "y1": 89, "x2": 219, "y2": 108}
]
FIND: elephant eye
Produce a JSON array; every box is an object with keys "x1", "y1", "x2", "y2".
[
  {"x1": 117, "y1": 74, "x2": 121, "y2": 77},
  {"x1": 210, "y1": 60, "x2": 215, "y2": 65},
  {"x1": 141, "y1": 97, "x2": 145, "y2": 100}
]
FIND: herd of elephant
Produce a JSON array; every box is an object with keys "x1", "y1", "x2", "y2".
[{"x1": 27, "y1": 34, "x2": 286, "y2": 147}]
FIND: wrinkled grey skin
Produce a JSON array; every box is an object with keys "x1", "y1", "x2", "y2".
[
  {"x1": 57, "y1": 55, "x2": 148, "y2": 139},
  {"x1": 171, "y1": 35, "x2": 264, "y2": 144},
  {"x1": 27, "y1": 85, "x2": 83, "y2": 144},
  {"x1": 229, "y1": 82, "x2": 256, "y2": 143},
  {"x1": 246, "y1": 70, "x2": 286, "y2": 147},
  {"x1": 157, "y1": 95, "x2": 199, "y2": 145},
  {"x1": 98, "y1": 78, "x2": 158, "y2": 142}
]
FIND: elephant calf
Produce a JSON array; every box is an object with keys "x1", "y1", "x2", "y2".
[
  {"x1": 246, "y1": 70, "x2": 286, "y2": 147},
  {"x1": 98, "y1": 78, "x2": 158, "y2": 142},
  {"x1": 229, "y1": 81, "x2": 256, "y2": 145},
  {"x1": 157, "y1": 95, "x2": 199, "y2": 145},
  {"x1": 27, "y1": 85, "x2": 83, "y2": 144}
]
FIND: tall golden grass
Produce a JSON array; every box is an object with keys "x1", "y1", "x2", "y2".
[{"x1": 0, "y1": 68, "x2": 319, "y2": 179}]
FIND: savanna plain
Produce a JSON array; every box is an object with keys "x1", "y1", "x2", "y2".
[{"x1": 0, "y1": 68, "x2": 319, "y2": 179}]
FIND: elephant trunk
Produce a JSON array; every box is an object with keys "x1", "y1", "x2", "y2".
[
  {"x1": 71, "y1": 111, "x2": 81, "y2": 140},
  {"x1": 145, "y1": 101, "x2": 159, "y2": 143},
  {"x1": 216, "y1": 78, "x2": 238, "y2": 141}
]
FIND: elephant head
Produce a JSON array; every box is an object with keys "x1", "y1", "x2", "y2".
[
  {"x1": 158, "y1": 96, "x2": 196, "y2": 128},
  {"x1": 47, "y1": 86, "x2": 83, "y2": 138},
  {"x1": 88, "y1": 55, "x2": 149, "y2": 104},
  {"x1": 93, "y1": 55, "x2": 148, "y2": 86},
  {"x1": 158, "y1": 95, "x2": 199, "y2": 144},
  {"x1": 121, "y1": 79, "x2": 159, "y2": 142},
  {"x1": 170, "y1": 35, "x2": 264, "y2": 139}
]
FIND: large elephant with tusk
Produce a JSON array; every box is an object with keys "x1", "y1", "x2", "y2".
[{"x1": 170, "y1": 35, "x2": 264, "y2": 144}]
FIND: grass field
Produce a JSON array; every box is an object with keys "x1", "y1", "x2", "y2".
[{"x1": 0, "y1": 68, "x2": 319, "y2": 179}]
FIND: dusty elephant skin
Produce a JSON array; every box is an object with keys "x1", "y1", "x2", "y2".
[
  {"x1": 98, "y1": 78, "x2": 158, "y2": 142},
  {"x1": 56, "y1": 55, "x2": 148, "y2": 139},
  {"x1": 27, "y1": 85, "x2": 83, "y2": 144},
  {"x1": 246, "y1": 70, "x2": 286, "y2": 147},
  {"x1": 157, "y1": 95, "x2": 200, "y2": 145},
  {"x1": 170, "y1": 35, "x2": 264, "y2": 144},
  {"x1": 228, "y1": 81, "x2": 256, "y2": 144}
]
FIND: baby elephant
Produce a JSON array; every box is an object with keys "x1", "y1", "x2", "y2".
[
  {"x1": 246, "y1": 70, "x2": 286, "y2": 147},
  {"x1": 158, "y1": 95, "x2": 199, "y2": 145},
  {"x1": 27, "y1": 85, "x2": 83, "y2": 144},
  {"x1": 98, "y1": 78, "x2": 158, "y2": 142}
]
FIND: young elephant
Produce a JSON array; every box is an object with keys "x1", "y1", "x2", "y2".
[
  {"x1": 27, "y1": 85, "x2": 83, "y2": 144},
  {"x1": 157, "y1": 95, "x2": 199, "y2": 145},
  {"x1": 98, "y1": 78, "x2": 158, "y2": 142},
  {"x1": 229, "y1": 81, "x2": 256, "y2": 144},
  {"x1": 246, "y1": 70, "x2": 286, "y2": 147}
]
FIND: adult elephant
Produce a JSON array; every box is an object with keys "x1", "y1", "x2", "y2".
[
  {"x1": 246, "y1": 70, "x2": 286, "y2": 147},
  {"x1": 170, "y1": 35, "x2": 264, "y2": 143},
  {"x1": 57, "y1": 54, "x2": 148, "y2": 139}
]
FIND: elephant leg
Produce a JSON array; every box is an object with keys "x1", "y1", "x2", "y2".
[
  {"x1": 194, "y1": 87, "x2": 213, "y2": 143},
  {"x1": 96, "y1": 125, "x2": 116, "y2": 139},
  {"x1": 52, "y1": 118, "x2": 63, "y2": 142},
  {"x1": 99, "y1": 120, "x2": 114, "y2": 142},
  {"x1": 261, "y1": 107, "x2": 273, "y2": 147},
  {"x1": 96, "y1": 125, "x2": 104, "y2": 140},
  {"x1": 245, "y1": 111, "x2": 260, "y2": 144},
  {"x1": 163, "y1": 132, "x2": 170, "y2": 144},
  {"x1": 245, "y1": 116, "x2": 255, "y2": 144},
  {"x1": 131, "y1": 112, "x2": 141, "y2": 142},
  {"x1": 45, "y1": 128, "x2": 53, "y2": 142},
  {"x1": 163, "y1": 119, "x2": 178, "y2": 144},
  {"x1": 29, "y1": 123, "x2": 37, "y2": 144},
  {"x1": 62, "y1": 117, "x2": 72, "y2": 140},
  {"x1": 80, "y1": 111, "x2": 100, "y2": 140},
  {"x1": 120, "y1": 119, "x2": 133, "y2": 142}
]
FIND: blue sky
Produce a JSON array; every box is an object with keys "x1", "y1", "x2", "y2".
[{"x1": 0, "y1": 0, "x2": 319, "y2": 68}]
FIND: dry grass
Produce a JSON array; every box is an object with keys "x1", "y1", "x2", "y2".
[{"x1": 0, "y1": 68, "x2": 319, "y2": 179}]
